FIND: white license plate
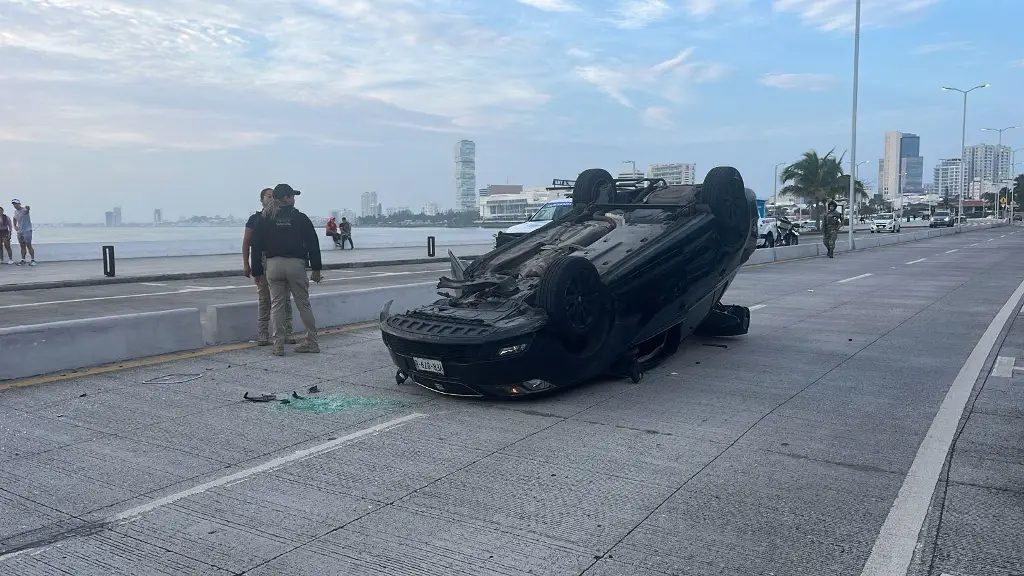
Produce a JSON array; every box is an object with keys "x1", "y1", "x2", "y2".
[{"x1": 413, "y1": 357, "x2": 445, "y2": 375}]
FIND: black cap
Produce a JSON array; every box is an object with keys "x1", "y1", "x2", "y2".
[{"x1": 272, "y1": 184, "x2": 300, "y2": 199}]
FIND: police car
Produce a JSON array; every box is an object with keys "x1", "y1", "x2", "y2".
[{"x1": 494, "y1": 197, "x2": 573, "y2": 248}]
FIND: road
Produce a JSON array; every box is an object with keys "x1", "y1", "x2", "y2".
[
  {"x1": 0, "y1": 225, "x2": 1022, "y2": 575},
  {"x1": 0, "y1": 262, "x2": 453, "y2": 328}
]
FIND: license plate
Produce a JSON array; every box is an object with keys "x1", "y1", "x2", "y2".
[{"x1": 413, "y1": 357, "x2": 445, "y2": 375}]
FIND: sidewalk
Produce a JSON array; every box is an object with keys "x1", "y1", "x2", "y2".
[{"x1": 0, "y1": 243, "x2": 493, "y2": 292}]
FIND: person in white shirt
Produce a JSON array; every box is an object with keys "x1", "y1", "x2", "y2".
[{"x1": 11, "y1": 199, "x2": 36, "y2": 266}]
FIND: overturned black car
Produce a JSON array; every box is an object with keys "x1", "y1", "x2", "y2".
[{"x1": 379, "y1": 166, "x2": 759, "y2": 397}]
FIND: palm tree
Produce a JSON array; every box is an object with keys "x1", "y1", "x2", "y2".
[{"x1": 779, "y1": 148, "x2": 867, "y2": 225}]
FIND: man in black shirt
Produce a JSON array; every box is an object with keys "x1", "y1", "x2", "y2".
[
  {"x1": 250, "y1": 183, "x2": 323, "y2": 355},
  {"x1": 243, "y1": 187, "x2": 294, "y2": 346}
]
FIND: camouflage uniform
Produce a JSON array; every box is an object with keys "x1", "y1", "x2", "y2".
[{"x1": 821, "y1": 206, "x2": 843, "y2": 258}]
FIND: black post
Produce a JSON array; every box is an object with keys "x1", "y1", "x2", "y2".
[
  {"x1": 427, "y1": 236, "x2": 436, "y2": 257},
  {"x1": 102, "y1": 245, "x2": 115, "y2": 277}
]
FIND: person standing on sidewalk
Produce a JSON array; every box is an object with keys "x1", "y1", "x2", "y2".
[
  {"x1": 250, "y1": 184, "x2": 323, "y2": 355},
  {"x1": 0, "y1": 207, "x2": 13, "y2": 264},
  {"x1": 11, "y1": 199, "x2": 36, "y2": 266},
  {"x1": 243, "y1": 187, "x2": 295, "y2": 346},
  {"x1": 821, "y1": 200, "x2": 843, "y2": 258}
]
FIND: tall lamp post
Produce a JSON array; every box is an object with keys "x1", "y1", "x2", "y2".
[
  {"x1": 942, "y1": 83, "x2": 989, "y2": 232},
  {"x1": 847, "y1": 0, "x2": 862, "y2": 250},
  {"x1": 621, "y1": 160, "x2": 637, "y2": 178},
  {"x1": 1012, "y1": 148, "x2": 1024, "y2": 223},
  {"x1": 773, "y1": 162, "x2": 786, "y2": 216},
  {"x1": 981, "y1": 125, "x2": 1018, "y2": 218}
]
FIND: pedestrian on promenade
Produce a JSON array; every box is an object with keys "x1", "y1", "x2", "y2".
[
  {"x1": 339, "y1": 217, "x2": 353, "y2": 249},
  {"x1": 250, "y1": 184, "x2": 323, "y2": 355},
  {"x1": 11, "y1": 199, "x2": 36, "y2": 266},
  {"x1": 243, "y1": 187, "x2": 295, "y2": 346},
  {"x1": 821, "y1": 200, "x2": 843, "y2": 258},
  {"x1": 0, "y1": 207, "x2": 13, "y2": 264},
  {"x1": 325, "y1": 217, "x2": 342, "y2": 248}
]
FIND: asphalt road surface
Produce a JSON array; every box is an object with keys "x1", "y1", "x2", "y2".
[
  {"x1": 0, "y1": 262, "x2": 452, "y2": 328},
  {"x1": 1, "y1": 225, "x2": 1022, "y2": 575}
]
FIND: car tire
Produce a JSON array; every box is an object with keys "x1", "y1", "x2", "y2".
[
  {"x1": 536, "y1": 255, "x2": 608, "y2": 339},
  {"x1": 699, "y1": 166, "x2": 750, "y2": 252},
  {"x1": 572, "y1": 168, "x2": 615, "y2": 207}
]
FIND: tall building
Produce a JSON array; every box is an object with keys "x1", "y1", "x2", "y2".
[
  {"x1": 360, "y1": 191, "x2": 381, "y2": 217},
  {"x1": 104, "y1": 211, "x2": 115, "y2": 227},
  {"x1": 647, "y1": 162, "x2": 696, "y2": 185},
  {"x1": 879, "y1": 130, "x2": 902, "y2": 200},
  {"x1": 933, "y1": 158, "x2": 965, "y2": 198},
  {"x1": 899, "y1": 133, "x2": 923, "y2": 193},
  {"x1": 455, "y1": 140, "x2": 477, "y2": 212},
  {"x1": 112, "y1": 206, "x2": 122, "y2": 226},
  {"x1": 423, "y1": 202, "x2": 440, "y2": 216},
  {"x1": 963, "y1": 143, "x2": 1013, "y2": 184},
  {"x1": 153, "y1": 209, "x2": 162, "y2": 223}
]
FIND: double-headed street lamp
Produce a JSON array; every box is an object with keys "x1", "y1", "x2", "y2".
[
  {"x1": 942, "y1": 83, "x2": 989, "y2": 231},
  {"x1": 847, "y1": 0, "x2": 862, "y2": 249}
]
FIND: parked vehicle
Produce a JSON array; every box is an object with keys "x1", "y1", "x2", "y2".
[
  {"x1": 776, "y1": 216, "x2": 800, "y2": 245},
  {"x1": 929, "y1": 210, "x2": 954, "y2": 227},
  {"x1": 870, "y1": 212, "x2": 901, "y2": 233},
  {"x1": 756, "y1": 216, "x2": 779, "y2": 248},
  {"x1": 379, "y1": 166, "x2": 758, "y2": 397},
  {"x1": 494, "y1": 198, "x2": 573, "y2": 248}
]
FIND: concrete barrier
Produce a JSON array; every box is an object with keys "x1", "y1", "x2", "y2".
[
  {"x1": 774, "y1": 243, "x2": 819, "y2": 260},
  {"x1": 0, "y1": 309, "x2": 204, "y2": 381},
  {"x1": 204, "y1": 282, "x2": 441, "y2": 345}
]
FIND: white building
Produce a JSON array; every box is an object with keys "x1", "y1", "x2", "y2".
[
  {"x1": 617, "y1": 168, "x2": 644, "y2": 180},
  {"x1": 964, "y1": 143, "x2": 1013, "y2": 184},
  {"x1": 879, "y1": 130, "x2": 902, "y2": 200},
  {"x1": 933, "y1": 158, "x2": 965, "y2": 198},
  {"x1": 647, "y1": 162, "x2": 696, "y2": 185},
  {"x1": 479, "y1": 186, "x2": 563, "y2": 220},
  {"x1": 385, "y1": 206, "x2": 411, "y2": 217},
  {"x1": 360, "y1": 191, "x2": 381, "y2": 217},
  {"x1": 153, "y1": 209, "x2": 162, "y2": 224},
  {"x1": 968, "y1": 178, "x2": 1005, "y2": 200},
  {"x1": 422, "y1": 202, "x2": 440, "y2": 216},
  {"x1": 455, "y1": 140, "x2": 477, "y2": 212}
]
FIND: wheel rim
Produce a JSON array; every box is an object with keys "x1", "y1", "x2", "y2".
[{"x1": 563, "y1": 271, "x2": 600, "y2": 329}]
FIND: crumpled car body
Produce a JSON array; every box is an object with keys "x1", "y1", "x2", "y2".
[{"x1": 379, "y1": 166, "x2": 759, "y2": 397}]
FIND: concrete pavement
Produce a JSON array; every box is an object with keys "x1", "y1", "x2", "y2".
[
  {"x1": 1, "y1": 227, "x2": 1023, "y2": 574},
  {"x1": 0, "y1": 243, "x2": 493, "y2": 292}
]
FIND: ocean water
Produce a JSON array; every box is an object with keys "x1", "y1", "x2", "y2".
[{"x1": 21, "y1": 226, "x2": 497, "y2": 261}]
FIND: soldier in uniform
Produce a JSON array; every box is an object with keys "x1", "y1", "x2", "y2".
[{"x1": 822, "y1": 200, "x2": 843, "y2": 258}]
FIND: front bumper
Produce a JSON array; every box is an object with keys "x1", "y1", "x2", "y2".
[{"x1": 382, "y1": 329, "x2": 571, "y2": 397}]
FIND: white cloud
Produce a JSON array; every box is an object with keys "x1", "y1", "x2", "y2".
[
  {"x1": 759, "y1": 73, "x2": 837, "y2": 91},
  {"x1": 612, "y1": 0, "x2": 670, "y2": 29},
  {"x1": 1011, "y1": 59, "x2": 1024, "y2": 67},
  {"x1": 642, "y1": 107, "x2": 673, "y2": 129},
  {"x1": 566, "y1": 47, "x2": 593, "y2": 59},
  {"x1": 683, "y1": 0, "x2": 752, "y2": 18},
  {"x1": 772, "y1": 0, "x2": 939, "y2": 32},
  {"x1": 516, "y1": 0, "x2": 579, "y2": 12},
  {"x1": 911, "y1": 41, "x2": 972, "y2": 55},
  {"x1": 576, "y1": 48, "x2": 730, "y2": 109},
  {"x1": 0, "y1": 0, "x2": 554, "y2": 147}
]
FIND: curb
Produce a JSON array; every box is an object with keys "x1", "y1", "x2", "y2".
[{"x1": 0, "y1": 255, "x2": 485, "y2": 293}]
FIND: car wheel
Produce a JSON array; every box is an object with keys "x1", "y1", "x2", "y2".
[
  {"x1": 699, "y1": 166, "x2": 750, "y2": 253},
  {"x1": 536, "y1": 255, "x2": 608, "y2": 339},
  {"x1": 571, "y1": 168, "x2": 615, "y2": 207}
]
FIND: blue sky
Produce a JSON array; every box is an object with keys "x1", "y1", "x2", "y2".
[{"x1": 0, "y1": 0, "x2": 1021, "y2": 223}]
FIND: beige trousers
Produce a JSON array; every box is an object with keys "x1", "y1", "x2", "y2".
[{"x1": 266, "y1": 257, "x2": 317, "y2": 346}]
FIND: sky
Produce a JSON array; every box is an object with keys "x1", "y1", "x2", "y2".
[{"x1": 0, "y1": 0, "x2": 1022, "y2": 224}]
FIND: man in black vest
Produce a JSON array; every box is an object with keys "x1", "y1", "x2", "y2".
[
  {"x1": 250, "y1": 184, "x2": 323, "y2": 355},
  {"x1": 243, "y1": 187, "x2": 294, "y2": 346}
]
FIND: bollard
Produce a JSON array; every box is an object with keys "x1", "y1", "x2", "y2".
[
  {"x1": 427, "y1": 236, "x2": 436, "y2": 257},
  {"x1": 102, "y1": 245, "x2": 116, "y2": 277}
]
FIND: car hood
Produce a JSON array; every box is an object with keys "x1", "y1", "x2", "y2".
[
  {"x1": 872, "y1": 219, "x2": 894, "y2": 224},
  {"x1": 504, "y1": 221, "x2": 548, "y2": 234}
]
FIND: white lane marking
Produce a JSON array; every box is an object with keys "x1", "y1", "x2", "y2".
[
  {"x1": 906, "y1": 258, "x2": 927, "y2": 265},
  {"x1": 945, "y1": 249, "x2": 959, "y2": 254},
  {"x1": 140, "y1": 282, "x2": 167, "y2": 287},
  {"x1": 0, "y1": 270, "x2": 447, "y2": 310},
  {"x1": 992, "y1": 356, "x2": 1015, "y2": 377},
  {"x1": 860, "y1": 275, "x2": 1024, "y2": 576},
  {"x1": 0, "y1": 413, "x2": 428, "y2": 562},
  {"x1": 837, "y1": 273, "x2": 872, "y2": 284},
  {"x1": 749, "y1": 304, "x2": 767, "y2": 311},
  {"x1": 111, "y1": 413, "x2": 426, "y2": 522}
]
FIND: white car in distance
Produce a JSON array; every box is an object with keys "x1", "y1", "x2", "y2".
[{"x1": 870, "y1": 212, "x2": 901, "y2": 233}]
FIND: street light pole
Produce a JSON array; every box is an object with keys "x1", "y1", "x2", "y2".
[
  {"x1": 981, "y1": 126, "x2": 1018, "y2": 219},
  {"x1": 943, "y1": 83, "x2": 989, "y2": 232},
  {"x1": 847, "y1": 0, "x2": 862, "y2": 250},
  {"x1": 621, "y1": 160, "x2": 637, "y2": 178}
]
